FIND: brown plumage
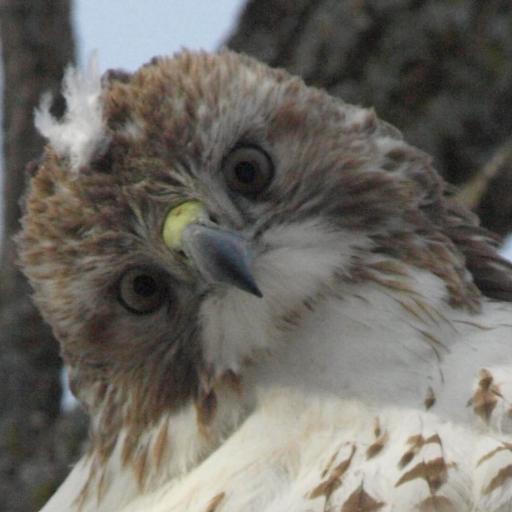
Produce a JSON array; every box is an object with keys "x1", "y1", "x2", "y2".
[{"x1": 17, "y1": 51, "x2": 512, "y2": 511}]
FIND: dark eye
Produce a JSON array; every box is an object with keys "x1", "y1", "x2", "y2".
[
  {"x1": 118, "y1": 267, "x2": 168, "y2": 315},
  {"x1": 223, "y1": 145, "x2": 274, "y2": 196}
]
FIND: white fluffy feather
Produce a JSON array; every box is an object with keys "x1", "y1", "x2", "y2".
[
  {"x1": 119, "y1": 389, "x2": 512, "y2": 512},
  {"x1": 35, "y1": 54, "x2": 106, "y2": 170}
]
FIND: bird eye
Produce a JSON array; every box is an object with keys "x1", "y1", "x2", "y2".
[
  {"x1": 118, "y1": 267, "x2": 168, "y2": 315},
  {"x1": 223, "y1": 145, "x2": 274, "y2": 196}
]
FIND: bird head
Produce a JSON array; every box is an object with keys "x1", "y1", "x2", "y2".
[{"x1": 17, "y1": 51, "x2": 512, "y2": 496}]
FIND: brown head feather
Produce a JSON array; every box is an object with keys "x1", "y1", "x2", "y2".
[{"x1": 15, "y1": 50, "x2": 512, "y2": 504}]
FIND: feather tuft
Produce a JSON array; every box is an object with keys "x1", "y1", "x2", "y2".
[{"x1": 34, "y1": 52, "x2": 107, "y2": 171}]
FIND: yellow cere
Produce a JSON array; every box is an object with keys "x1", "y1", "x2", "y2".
[{"x1": 162, "y1": 200, "x2": 205, "y2": 250}]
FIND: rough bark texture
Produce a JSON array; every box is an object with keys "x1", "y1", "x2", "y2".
[
  {"x1": 227, "y1": 0, "x2": 512, "y2": 234},
  {"x1": 0, "y1": 2, "x2": 87, "y2": 511}
]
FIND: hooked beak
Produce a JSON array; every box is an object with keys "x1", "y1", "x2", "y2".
[{"x1": 162, "y1": 201, "x2": 262, "y2": 298}]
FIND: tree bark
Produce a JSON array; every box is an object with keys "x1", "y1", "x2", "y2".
[
  {"x1": 227, "y1": 0, "x2": 512, "y2": 234},
  {"x1": 0, "y1": 2, "x2": 86, "y2": 511}
]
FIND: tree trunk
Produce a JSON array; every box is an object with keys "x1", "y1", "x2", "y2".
[
  {"x1": 0, "y1": 2, "x2": 86, "y2": 511},
  {"x1": 227, "y1": 0, "x2": 512, "y2": 234}
]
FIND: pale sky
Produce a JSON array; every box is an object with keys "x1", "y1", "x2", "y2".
[{"x1": 74, "y1": 0, "x2": 245, "y2": 71}]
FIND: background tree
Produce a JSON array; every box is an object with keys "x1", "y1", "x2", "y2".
[
  {"x1": 0, "y1": 2, "x2": 86, "y2": 511},
  {"x1": 0, "y1": 0, "x2": 511, "y2": 510}
]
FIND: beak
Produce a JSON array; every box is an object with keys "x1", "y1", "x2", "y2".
[{"x1": 162, "y1": 201, "x2": 262, "y2": 298}]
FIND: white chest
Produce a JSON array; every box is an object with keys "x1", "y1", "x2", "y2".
[{"x1": 120, "y1": 390, "x2": 512, "y2": 512}]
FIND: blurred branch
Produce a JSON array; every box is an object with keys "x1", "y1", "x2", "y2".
[{"x1": 456, "y1": 138, "x2": 512, "y2": 211}]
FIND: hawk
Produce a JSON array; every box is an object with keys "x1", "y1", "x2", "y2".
[{"x1": 18, "y1": 51, "x2": 512, "y2": 511}]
